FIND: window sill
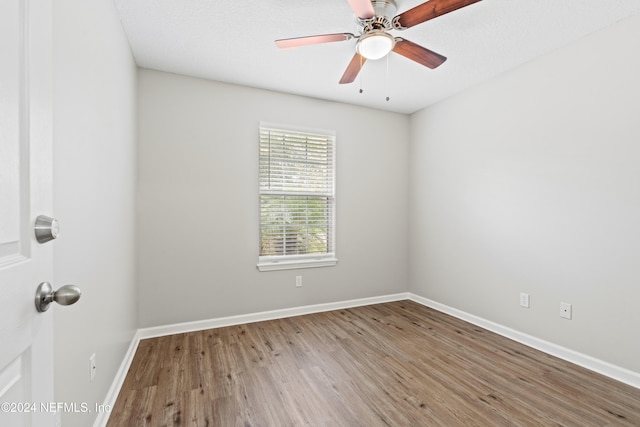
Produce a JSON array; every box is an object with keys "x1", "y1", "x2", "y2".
[{"x1": 257, "y1": 256, "x2": 338, "y2": 272}]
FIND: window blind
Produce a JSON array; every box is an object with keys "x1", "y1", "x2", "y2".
[{"x1": 259, "y1": 125, "x2": 335, "y2": 260}]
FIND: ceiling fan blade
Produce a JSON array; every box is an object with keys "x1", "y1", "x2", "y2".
[
  {"x1": 394, "y1": 0, "x2": 482, "y2": 29},
  {"x1": 275, "y1": 33, "x2": 355, "y2": 49},
  {"x1": 393, "y1": 38, "x2": 447, "y2": 69},
  {"x1": 339, "y1": 53, "x2": 367, "y2": 84},
  {"x1": 346, "y1": 0, "x2": 376, "y2": 19}
]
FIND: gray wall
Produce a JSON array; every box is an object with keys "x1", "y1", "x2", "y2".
[
  {"x1": 409, "y1": 15, "x2": 640, "y2": 373},
  {"x1": 53, "y1": 0, "x2": 138, "y2": 425},
  {"x1": 137, "y1": 69, "x2": 410, "y2": 328}
]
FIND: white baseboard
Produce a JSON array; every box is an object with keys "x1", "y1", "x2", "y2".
[
  {"x1": 136, "y1": 292, "x2": 410, "y2": 340},
  {"x1": 95, "y1": 291, "x2": 639, "y2": 426},
  {"x1": 93, "y1": 332, "x2": 140, "y2": 427},
  {"x1": 407, "y1": 292, "x2": 640, "y2": 390}
]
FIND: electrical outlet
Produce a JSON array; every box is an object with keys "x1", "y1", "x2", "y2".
[
  {"x1": 295, "y1": 276, "x2": 302, "y2": 287},
  {"x1": 560, "y1": 302, "x2": 572, "y2": 319},
  {"x1": 519, "y1": 293, "x2": 530, "y2": 308},
  {"x1": 90, "y1": 353, "x2": 96, "y2": 382}
]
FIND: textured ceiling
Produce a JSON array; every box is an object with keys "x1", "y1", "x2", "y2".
[{"x1": 113, "y1": 0, "x2": 640, "y2": 114}]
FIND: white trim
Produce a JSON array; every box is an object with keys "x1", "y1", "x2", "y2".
[
  {"x1": 407, "y1": 292, "x2": 640, "y2": 390},
  {"x1": 137, "y1": 293, "x2": 409, "y2": 339},
  {"x1": 257, "y1": 256, "x2": 337, "y2": 271},
  {"x1": 93, "y1": 331, "x2": 141, "y2": 427}
]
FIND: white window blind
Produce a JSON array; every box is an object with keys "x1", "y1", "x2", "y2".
[{"x1": 258, "y1": 123, "x2": 336, "y2": 271}]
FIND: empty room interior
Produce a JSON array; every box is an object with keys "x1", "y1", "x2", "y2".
[{"x1": 4, "y1": 0, "x2": 640, "y2": 426}]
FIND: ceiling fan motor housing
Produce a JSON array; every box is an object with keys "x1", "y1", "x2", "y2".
[
  {"x1": 371, "y1": 0, "x2": 397, "y2": 18},
  {"x1": 357, "y1": 0, "x2": 397, "y2": 33}
]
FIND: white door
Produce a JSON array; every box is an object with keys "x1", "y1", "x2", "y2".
[{"x1": 1, "y1": 0, "x2": 55, "y2": 426}]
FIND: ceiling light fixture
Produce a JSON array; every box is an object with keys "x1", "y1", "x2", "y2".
[{"x1": 357, "y1": 31, "x2": 396, "y2": 60}]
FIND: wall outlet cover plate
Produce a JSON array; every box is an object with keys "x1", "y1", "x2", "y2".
[{"x1": 560, "y1": 302, "x2": 572, "y2": 319}]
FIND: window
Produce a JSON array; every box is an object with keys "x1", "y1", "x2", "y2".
[{"x1": 258, "y1": 123, "x2": 337, "y2": 271}]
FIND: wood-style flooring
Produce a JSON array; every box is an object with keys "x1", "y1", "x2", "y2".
[{"x1": 106, "y1": 300, "x2": 640, "y2": 426}]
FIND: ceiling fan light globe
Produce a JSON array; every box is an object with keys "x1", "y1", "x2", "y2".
[{"x1": 357, "y1": 32, "x2": 395, "y2": 60}]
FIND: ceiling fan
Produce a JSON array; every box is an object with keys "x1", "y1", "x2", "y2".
[{"x1": 275, "y1": 0, "x2": 482, "y2": 84}]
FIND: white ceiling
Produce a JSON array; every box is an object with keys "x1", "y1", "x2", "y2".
[{"x1": 113, "y1": 0, "x2": 640, "y2": 114}]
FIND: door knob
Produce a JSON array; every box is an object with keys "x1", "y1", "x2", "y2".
[{"x1": 35, "y1": 282, "x2": 81, "y2": 313}]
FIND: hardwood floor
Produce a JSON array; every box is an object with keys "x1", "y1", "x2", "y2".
[{"x1": 106, "y1": 301, "x2": 640, "y2": 426}]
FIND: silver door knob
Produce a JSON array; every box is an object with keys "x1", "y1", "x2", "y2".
[{"x1": 35, "y1": 282, "x2": 81, "y2": 312}]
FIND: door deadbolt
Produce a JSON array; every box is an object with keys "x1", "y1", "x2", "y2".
[{"x1": 35, "y1": 215, "x2": 60, "y2": 243}]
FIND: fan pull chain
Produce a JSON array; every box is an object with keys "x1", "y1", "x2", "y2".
[
  {"x1": 385, "y1": 54, "x2": 390, "y2": 102},
  {"x1": 359, "y1": 54, "x2": 364, "y2": 94}
]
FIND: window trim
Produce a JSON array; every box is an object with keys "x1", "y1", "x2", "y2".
[
  {"x1": 257, "y1": 122, "x2": 337, "y2": 271},
  {"x1": 257, "y1": 254, "x2": 338, "y2": 272}
]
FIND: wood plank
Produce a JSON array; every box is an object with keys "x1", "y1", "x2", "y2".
[{"x1": 107, "y1": 301, "x2": 640, "y2": 426}]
